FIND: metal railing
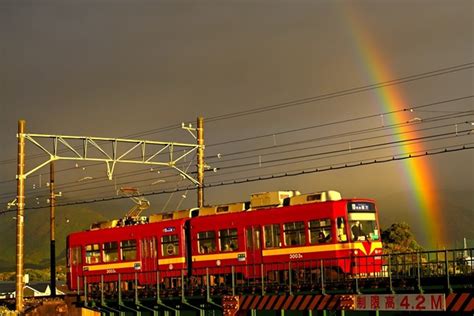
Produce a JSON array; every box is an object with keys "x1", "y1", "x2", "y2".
[{"x1": 77, "y1": 247, "x2": 473, "y2": 307}]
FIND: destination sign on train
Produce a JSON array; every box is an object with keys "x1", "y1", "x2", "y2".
[{"x1": 348, "y1": 202, "x2": 375, "y2": 211}]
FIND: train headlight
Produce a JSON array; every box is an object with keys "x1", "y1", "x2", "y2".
[
  {"x1": 374, "y1": 249, "x2": 382, "y2": 255},
  {"x1": 353, "y1": 249, "x2": 359, "y2": 255}
]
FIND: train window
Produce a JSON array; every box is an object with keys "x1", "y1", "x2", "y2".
[
  {"x1": 162, "y1": 213, "x2": 173, "y2": 220},
  {"x1": 307, "y1": 194, "x2": 322, "y2": 201},
  {"x1": 264, "y1": 224, "x2": 281, "y2": 248},
  {"x1": 85, "y1": 244, "x2": 101, "y2": 264},
  {"x1": 246, "y1": 227, "x2": 261, "y2": 250},
  {"x1": 162, "y1": 235, "x2": 179, "y2": 257},
  {"x1": 71, "y1": 246, "x2": 82, "y2": 265},
  {"x1": 217, "y1": 206, "x2": 229, "y2": 213},
  {"x1": 103, "y1": 242, "x2": 119, "y2": 262},
  {"x1": 309, "y1": 219, "x2": 332, "y2": 244},
  {"x1": 284, "y1": 221, "x2": 306, "y2": 246},
  {"x1": 198, "y1": 231, "x2": 216, "y2": 254},
  {"x1": 121, "y1": 240, "x2": 137, "y2": 261},
  {"x1": 220, "y1": 228, "x2": 238, "y2": 252},
  {"x1": 348, "y1": 213, "x2": 379, "y2": 241},
  {"x1": 336, "y1": 217, "x2": 348, "y2": 242}
]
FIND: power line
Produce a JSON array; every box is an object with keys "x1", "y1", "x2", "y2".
[
  {"x1": 207, "y1": 116, "x2": 474, "y2": 163},
  {"x1": 33, "y1": 136, "x2": 472, "y2": 204},
  {"x1": 0, "y1": 63, "x2": 474, "y2": 205},
  {"x1": 2, "y1": 126, "x2": 471, "y2": 205},
  {"x1": 0, "y1": 94, "x2": 471, "y2": 186},
  {"x1": 204, "y1": 63, "x2": 473, "y2": 123},
  {"x1": 57, "y1": 130, "x2": 473, "y2": 200},
  {"x1": 202, "y1": 139, "x2": 474, "y2": 183},
  {"x1": 1, "y1": 144, "x2": 471, "y2": 214},
  {"x1": 0, "y1": 63, "x2": 472, "y2": 166},
  {"x1": 1, "y1": 113, "x2": 469, "y2": 201},
  {"x1": 213, "y1": 128, "x2": 473, "y2": 171},
  {"x1": 207, "y1": 145, "x2": 474, "y2": 187},
  {"x1": 207, "y1": 96, "x2": 474, "y2": 148},
  {"x1": 0, "y1": 112, "x2": 471, "y2": 203}
]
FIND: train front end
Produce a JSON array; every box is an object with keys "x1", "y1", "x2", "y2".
[{"x1": 346, "y1": 200, "x2": 383, "y2": 275}]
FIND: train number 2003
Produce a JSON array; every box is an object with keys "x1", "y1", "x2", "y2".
[{"x1": 289, "y1": 253, "x2": 303, "y2": 259}]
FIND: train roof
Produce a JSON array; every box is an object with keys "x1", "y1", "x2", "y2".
[{"x1": 84, "y1": 190, "x2": 347, "y2": 231}]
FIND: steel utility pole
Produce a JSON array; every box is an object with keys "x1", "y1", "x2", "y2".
[
  {"x1": 197, "y1": 117, "x2": 204, "y2": 207},
  {"x1": 16, "y1": 120, "x2": 26, "y2": 313},
  {"x1": 13, "y1": 120, "x2": 203, "y2": 311},
  {"x1": 50, "y1": 161, "x2": 56, "y2": 297}
]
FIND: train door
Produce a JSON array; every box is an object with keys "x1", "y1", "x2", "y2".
[
  {"x1": 67, "y1": 242, "x2": 83, "y2": 290},
  {"x1": 184, "y1": 220, "x2": 193, "y2": 276},
  {"x1": 246, "y1": 225, "x2": 262, "y2": 278},
  {"x1": 141, "y1": 237, "x2": 158, "y2": 283}
]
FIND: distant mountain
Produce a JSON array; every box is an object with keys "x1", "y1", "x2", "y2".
[{"x1": 0, "y1": 205, "x2": 108, "y2": 272}]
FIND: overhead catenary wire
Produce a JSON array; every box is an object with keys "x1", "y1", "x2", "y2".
[
  {"x1": 29, "y1": 135, "x2": 472, "y2": 205},
  {"x1": 206, "y1": 117, "x2": 474, "y2": 164},
  {"x1": 161, "y1": 153, "x2": 196, "y2": 212},
  {"x1": 201, "y1": 138, "x2": 474, "y2": 184},
  {"x1": 207, "y1": 95, "x2": 474, "y2": 148},
  {"x1": 1, "y1": 114, "x2": 470, "y2": 201},
  {"x1": 2, "y1": 126, "x2": 471, "y2": 206},
  {"x1": 1, "y1": 144, "x2": 472, "y2": 215},
  {"x1": 0, "y1": 109, "x2": 472, "y2": 204},
  {"x1": 206, "y1": 144, "x2": 474, "y2": 186},
  {"x1": 0, "y1": 65, "x2": 471, "y2": 209},
  {"x1": 179, "y1": 128, "x2": 474, "y2": 172},
  {"x1": 204, "y1": 63, "x2": 474, "y2": 123},
  {"x1": 0, "y1": 63, "x2": 471, "y2": 166},
  {"x1": 0, "y1": 95, "x2": 471, "y2": 188}
]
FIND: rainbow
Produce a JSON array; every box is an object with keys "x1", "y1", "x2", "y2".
[{"x1": 341, "y1": 5, "x2": 444, "y2": 249}]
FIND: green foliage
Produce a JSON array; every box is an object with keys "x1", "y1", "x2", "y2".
[
  {"x1": 382, "y1": 222, "x2": 423, "y2": 253},
  {"x1": 0, "y1": 266, "x2": 66, "y2": 282}
]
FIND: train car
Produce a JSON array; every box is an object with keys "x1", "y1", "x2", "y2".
[
  {"x1": 188, "y1": 190, "x2": 383, "y2": 280},
  {"x1": 66, "y1": 189, "x2": 383, "y2": 291},
  {"x1": 67, "y1": 216, "x2": 188, "y2": 291}
]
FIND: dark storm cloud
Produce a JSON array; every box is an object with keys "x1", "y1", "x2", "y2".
[{"x1": 0, "y1": 0, "x2": 472, "y2": 248}]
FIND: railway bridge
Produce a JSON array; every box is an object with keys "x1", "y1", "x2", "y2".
[
  {"x1": 70, "y1": 247, "x2": 473, "y2": 315},
  {"x1": 1, "y1": 248, "x2": 472, "y2": 315}
]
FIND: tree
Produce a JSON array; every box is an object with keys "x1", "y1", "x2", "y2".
[{"x1": 382, "y1": 222, "x2": 423, "y2": 253}]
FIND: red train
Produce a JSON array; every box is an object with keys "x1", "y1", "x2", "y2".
[{"x1": 66, "y1": 190, "x2": 383, "y2": 290}]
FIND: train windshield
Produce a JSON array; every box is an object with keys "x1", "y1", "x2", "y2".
[
  {"x1": 347, "y1": 202, "x2": 379, "y2": 241},
  {"x1": 348, "y1": 213, "x2": 379, "y2": 241}
]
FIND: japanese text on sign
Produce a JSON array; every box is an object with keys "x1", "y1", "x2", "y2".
[{"x1": 354, "y1": 294, "x2": 445, "y2": 311}]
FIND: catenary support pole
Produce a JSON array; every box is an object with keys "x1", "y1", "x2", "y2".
[
  {"x1": 197, "y1": 116, "x2": 204, "y2": 207},
  {"x1": 16, "y1": 120, "x2": 26, "y2": 313},
  {"x1": 50, "y1": 160, "x2": 56, "y2": 297}
]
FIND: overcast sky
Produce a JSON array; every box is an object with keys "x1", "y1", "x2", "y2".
[{"x1": 0, "y1": 0, "x2": 473, "y2": 249}]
